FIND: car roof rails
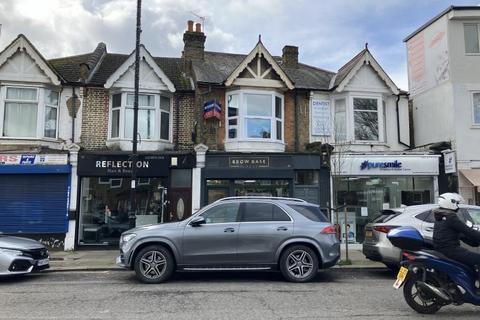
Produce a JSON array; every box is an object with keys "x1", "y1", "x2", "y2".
[{"x1": 214, "y1": 196, "x2": 307, "y2": 203}]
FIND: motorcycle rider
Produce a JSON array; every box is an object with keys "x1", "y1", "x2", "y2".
[{"x1": 433, "y1": 193, "x2": 480, "y2": 274}]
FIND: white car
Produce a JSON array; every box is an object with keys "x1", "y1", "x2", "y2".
[
  {"x1": 0, "y1": 235, "x2": 50, "y2": 276},
  {"x1": 362, "y1": 204, "x2": 480, "y2": 269}
]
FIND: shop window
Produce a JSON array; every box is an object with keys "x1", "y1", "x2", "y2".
[
  {"x1": 79, "y1": 177, "x2": 167, "y2": 245},
  {"x1": 171, "y1": 169, "x2": 191, "y2": 188},
  {"x1": 353, "y1": 97, "x2": 379, "y2": 141},
  {"x1": 295, "y1": 171, "x2": 319, "y2": 185},
  {"x1": 226, "y1": 90, "x2": 283, "y2": 142},
  {"x1": 234, "y1": 179, "x2": 289, "y2": 197},
  {"x1": 1, "y1": 86, "x2": 59, "y2": 139},
  {"x1": 109, "y1": 92, "x2": 171, "y2": 141},
  {"x1": 464, "y1": 23, "x2": 480, "y2": 54},
  {"x1": 472, "y1": 92, "x2": 480, "y2": 125}
]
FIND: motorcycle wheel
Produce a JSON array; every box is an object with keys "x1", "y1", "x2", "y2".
[{"x1": 403, "y1": 276, "x2": 442, "y2": 314}]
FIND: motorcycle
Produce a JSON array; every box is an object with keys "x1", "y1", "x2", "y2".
[{"x1": 386, "y1": 226, "x2": 480, "y2": 314}]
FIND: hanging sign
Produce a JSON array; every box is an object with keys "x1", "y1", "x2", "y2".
[
  {"x1": 203, "y1": 100, "x2": 222, "y2": 120},
  {"x1": 443, "y1": 151, "x2": 456, "y2": 174},
  {"x1": 311, "y1": 99, "x2": 331, "y2": 136}
]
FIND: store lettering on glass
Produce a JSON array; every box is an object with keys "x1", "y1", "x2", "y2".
[{"x1": 95, "y1": 160, "x2": 150, "y2": 174}]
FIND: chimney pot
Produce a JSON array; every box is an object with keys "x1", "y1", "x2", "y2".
[
  {"x1": 195, "y1": 23, "x2": 202, "y2": 33},
  {"x1": 187, "y1": 20, "x2": 194, "y2": 32}
]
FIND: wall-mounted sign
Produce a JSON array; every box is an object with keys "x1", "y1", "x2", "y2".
[
  {"x1": 443, "y1": 151, "x2": 456, "y2": 174},
  {"x1": 229, "y1": 157, "x2": 270, "y2": 168},
  {"x1": 334, "y1": 155, "x2": 439, "y2": 176},
  {"x1": 311, "y1": 99, "x2": 331, "y2": 136},
  {"x1": 0, "y1": 154, "x2": 68, "y2": 165},
  {"x1": 360, "y1": 160, "x2": 402, "y2": 170},
  {"x1": 78, "y1": 154, "x2": 171, "y2": 177}
]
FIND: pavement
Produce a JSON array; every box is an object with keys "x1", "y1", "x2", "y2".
[{"x1": 48, "y1": 248, "x2": 385, "y2": 272}]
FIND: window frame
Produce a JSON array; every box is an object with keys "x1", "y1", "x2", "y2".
[
  {"x1": 225, "y1": 89, "x2": 284, "y2": 143},
  {"x1": 471, "y1": 91, "x2": 480, "y2": 126},
  {"x1": 108, "y1": 91, "x2": 172, "y2": 142},
  {"x1": 351, "y1": 95, "x2": 383, "y2": 143},
  {"x1": 464, "y1": 23, "x2": 480, "y2": 55},
  {"x1": 0, "y1": 85, "x2": 59, "y2": 140}
]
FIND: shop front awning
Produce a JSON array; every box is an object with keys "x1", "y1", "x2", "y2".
[{"x1": 460, "y1": 169, "x2": 480, "y2": 191}]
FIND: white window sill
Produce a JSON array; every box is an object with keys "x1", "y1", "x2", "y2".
[
  {"x1": 106, "y1": 139, "x2": 174, "y2": 151},
  {"x1": 224, "y1": 140, "x2": 285, "y2": 153},
  {"x1": 471, "y1": 124, "x2": 480, "y2": 129}
]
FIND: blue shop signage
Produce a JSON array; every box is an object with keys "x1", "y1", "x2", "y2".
[{"x1": 360, "y1": 160, "x2": 402, "y2": 170}]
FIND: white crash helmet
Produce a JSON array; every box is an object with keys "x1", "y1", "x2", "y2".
[{"x1": 438, "y1": 192, "x2": 464, "y2": 211}]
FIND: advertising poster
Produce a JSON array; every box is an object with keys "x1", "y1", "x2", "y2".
[
  {"x1": 311, "y1": 99, "x2": 331, "y2": 136},
  {"x1": 335, "y1": 212, "x2": 356, "y2": 244}
]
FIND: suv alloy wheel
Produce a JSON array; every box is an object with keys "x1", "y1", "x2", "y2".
[
  {"x1": 279, "y1": 245, "x2": 319, "y2": 282},
  {"x1": 134, "y1": 245, "x2": 175, "y2": 284}
]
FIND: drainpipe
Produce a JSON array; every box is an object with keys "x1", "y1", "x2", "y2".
[
  {"x1": 396, "y1": 93, "x2": 410, "y2": 148},
  {"x1": 294, "y1": 91, "x2": 299, "y2": 152}
]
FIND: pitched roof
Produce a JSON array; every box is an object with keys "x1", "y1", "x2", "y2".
[
  {"x1": 49, "y1": 53, "x2": 92, "y2": 83},
  {"x1": 192, "y1": 51, "x2": 334, "y2": 90},
  {"x1": 0, "y1": 34, "x2": 63, "y2": 85},
  {"x1": 332, "y1": 49, "x2": 367, "y2": 88},
  {"x1": 50, "y1": 49, "x2": 192, "y2": 90},
  {"x1": 332, "y1": 48, "x2": 400, "y2": 94}
]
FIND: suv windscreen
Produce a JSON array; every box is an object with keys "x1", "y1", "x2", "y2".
[
  {"x1": 241, "y1": 203, "x2": 291, "y2": 222},
  {"x1": 287, "y1": 204, "x2": 328, "y2": 222}
]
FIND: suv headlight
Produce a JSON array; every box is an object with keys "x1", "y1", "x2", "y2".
[
  {"x1": 0, "y1": 248, "x2": 23, "y2": 256},
  {"x1": 121, "y1": 233, "x2": 137, "y2": 244}
]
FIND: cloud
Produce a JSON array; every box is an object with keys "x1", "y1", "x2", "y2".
[{"x1": 1, "y1": 0, "x2": 475, "y2": 91}]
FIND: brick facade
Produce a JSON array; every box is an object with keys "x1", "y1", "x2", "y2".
[
  {"x1": 175, "y1": 92, "x2": 196, "y2": 150},
  {"x1": 80, "y1": 87, "x2": 109, "y2": 150}
]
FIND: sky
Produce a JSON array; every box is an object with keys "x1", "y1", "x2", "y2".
[{"x1": 0, "y1": 0, "x2": 479, "y2": 90}]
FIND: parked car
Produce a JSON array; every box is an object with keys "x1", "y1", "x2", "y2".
[
  {"x1": 362, "y1": 204, "x2": 480, "y2": 269},
  {"x1": 117, "y1": 197, "x2": 340, "y2": 283},
  {"x1": 0, "y1": 235, "x2": 50, "y2": 276}
]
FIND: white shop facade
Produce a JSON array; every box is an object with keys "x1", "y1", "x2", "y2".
[{"x1": 331, "y1": 154, "x2": 440, "y2": 244}]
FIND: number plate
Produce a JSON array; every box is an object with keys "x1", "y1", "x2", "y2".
[
  {"x1": 393, "y1": 266, "x2": 408, "y2": 289},
  {"x1": 365, "y1": 231, "x2": 373, "y2": 238},
  {"x1": 36, "y1": 258, "x2": 49, "y2": 266}
]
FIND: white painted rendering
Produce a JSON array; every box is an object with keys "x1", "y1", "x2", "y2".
[
  {"x1": 406, "y1": 8, "x2": 480, "y2": 204},
  {"x1": 105, "y1": 45, "x2": 175, "y2": 92},
  {"x1": 310, "y1": 63, "x2": 409, "y2": 153}
]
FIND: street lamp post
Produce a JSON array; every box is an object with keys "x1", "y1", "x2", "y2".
[{"x1": 129, "y1": 0, "x2": 142, "y2": 228}]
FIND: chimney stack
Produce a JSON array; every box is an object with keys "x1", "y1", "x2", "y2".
[
  {"x1": 183, "y1": 20, "x2": 206, "y2": 61},
  {"x1": 282, "y1": 45, "x2": 299, "y2": 69}
]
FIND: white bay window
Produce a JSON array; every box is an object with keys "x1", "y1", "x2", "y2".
[
  {"x1": 109, "y1": 92, "x2": 171, "y2": 142},
  {"x1": 1, "y1": 86, "x2": 59, "y2": 139},
  {"x1": 226, "y1": 90, "x2": 284, "y2": 152}
]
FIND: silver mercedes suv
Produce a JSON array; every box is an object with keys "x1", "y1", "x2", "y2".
[{"x1": 116, "y1": 197, "x2": 340, "y2": 283}]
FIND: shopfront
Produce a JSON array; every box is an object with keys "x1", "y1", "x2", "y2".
[
  {"x1": 332, "y1": 154, "x2": 439, "y2": 244},
  {"x1": 77, "y1": 152, "x2": 195, "y2": 246},
  {"x1": 0, "y1": 153, "x2": 71, "y2": 242},
  {"x1": 202, "y1": 153, "x2": 330, "y2": 207}
]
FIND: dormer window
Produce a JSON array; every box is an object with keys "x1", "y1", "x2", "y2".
[{"x1": 1, "y1": 86, "x2": 59, "y2": 139}]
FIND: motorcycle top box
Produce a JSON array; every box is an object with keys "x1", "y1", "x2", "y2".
[{"x1": 387, "y1": 226, "x2": 424, "y2": 251}]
